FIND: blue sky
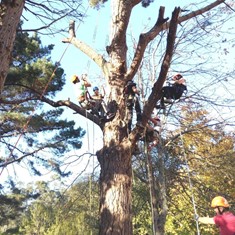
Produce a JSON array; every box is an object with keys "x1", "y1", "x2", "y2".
[
  {"x1": 2, "y1": 0, "x2": 234, "y2": 186},
  {"x1": 2, "y1": 0, "x2": 194, "y2": 185},
  {"x1": 22, "y1": 0, "x2": 196, "y2": 102}
]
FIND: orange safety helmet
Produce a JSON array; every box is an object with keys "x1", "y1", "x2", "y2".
[
  {"x1": 71, "y1": 75, "x2": 79, "y2": 83},
  {"x1": 211, "y1": 196, "x2": 230, "y2": 208}
]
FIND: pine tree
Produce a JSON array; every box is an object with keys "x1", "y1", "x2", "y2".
[{"x1": 0, "y1": 26, "x2": 85, "y2": 177}]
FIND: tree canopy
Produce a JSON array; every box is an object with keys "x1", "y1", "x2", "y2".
[
  {"x1": 0, "y1": 0, "x2": 235, "y2": 234},
  {"x1": 0, "y1": 26, "x2": 85, "y2": 177}
]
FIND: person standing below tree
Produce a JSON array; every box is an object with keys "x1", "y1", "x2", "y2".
[{"x1": 198, "y1": 196, "x2": 235, "y2": 235}]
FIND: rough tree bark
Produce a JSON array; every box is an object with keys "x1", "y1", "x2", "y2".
[
  {"x1": 61, "y1": 1, "x2": 225, "y2": 234},
  {"x1": 63, "y1": 6, "x2": 178, "y2": 234},
  {"x1": 0, "y1": 0, "x2": 25, "y2": 95}
]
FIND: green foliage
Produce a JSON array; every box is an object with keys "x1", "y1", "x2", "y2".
[
  {"x1": 141, "y1": 0, "x2": 154, "y2": 7},
  {"x1": 0, "y1": 180, "x2": 39, "y2": 234},
  {"x1": 19, "y1": 179, "x2": 99, "y2": 235},
  {"x1": 89, "y1": 0, "x2": 108, "y2": 8},
  {"x1": 132, "y1": 179, "x2": 152, "y2": 234},
  {"x1": 2, "y1": 107, "x2": 234, "y2": 234},
  {"x1": 0, "y1": 24, "x2": 85, "y2": 177},
  {"x1": 163, "y1": 105, "x2": 235, "y2": 234},
  {"x1": 8, "y1": 30, "x2": 64, "y2": 97},
  {"x1": 132, "y1": 105, "x2": 234, "y2": 234}
]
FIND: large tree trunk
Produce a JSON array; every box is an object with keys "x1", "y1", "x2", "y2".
[
  {"x1": 0, "y1": 0, "x2": 25, "y2": 95},
  {"x1": 96, "y1": 5, "x2": 180, "y2": 234},
  {"x1": 97, "y1": 143, "x2": 133, "y2": 235},
  {"x1": 146, "y1": 144, "x2": 168, "y2": 235},
  {"x1": 61, "y1": 0, "x2": 225, "y2": 234}
]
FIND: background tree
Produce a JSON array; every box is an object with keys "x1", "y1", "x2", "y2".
[
  {"x1": 0, "y1": 0, "x2": 234, "y2": 234},
  {"x1": 0, "y1": 179, "x2": 40, "y2": 234},
  {"x1": 163, "y1": 106, "x2": 235, "y2": 234},
  {"x1": 60, "y1": 1, "x2": 234, "y2": 234},
  {"x1": 0, "y1": 0, "x2": 84, "y2": 94},
  {"x1": 20, "y1": 179, "x2": 99, "y2": 235},
  {"x1": 0, "y1": 26, "x2": 85, "y2": 177}
]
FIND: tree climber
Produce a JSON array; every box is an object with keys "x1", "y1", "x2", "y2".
[
  {"x1": 71, "y1": 74, "x2": 99, "y2": 115},
  {"x1": 123, "y1": 80, "x2": 142, "y2": 133},
  {"x1": 156, "y1": 73, "x2": 187, "y2": 109},
  {"x1": 92, "y1": 86, "x2": 115, "y2": 120},
  {"x1": 198, "y1": 196, "x2": 235, "y2": 235},
  {"x1": 145, "y1": 115, "x2": 161, "y2": 150}
]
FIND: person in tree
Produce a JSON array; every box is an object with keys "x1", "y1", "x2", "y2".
[
  {"x1": 71, "y1": 74, "x2": 98, "y2": 115},
  {"x1": 198, "y1": 196, "x2": 235, "y2": 235},
  {"x1": 123, "y1": 80, "x2": 142, "y2": 133},
  {"x1": 145, "y1": 115, "x2": 161, "y2": 150},
  {"x1": 92, "y1": 86, "x2": 115, "y2": 120},
  {"x1": 156, "y1": 73, "x2": 187, "y2": 109}
]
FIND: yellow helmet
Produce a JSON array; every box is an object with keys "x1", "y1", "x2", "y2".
[
  {"x1": 211, "y1": 196, "x2": 230, "y2": 208},
  {"x1": 71, "y1": 75, "x2": 79, "y2": 83}
]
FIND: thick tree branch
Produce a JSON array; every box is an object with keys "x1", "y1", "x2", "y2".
[
  {"x1": 132, "y1": 0, "x2": 142, "y2": 7},
  {"x1": 39, "y1": 96, "x2": 103, "y2": 128},
  {"x1": 1, "y1": 83, "x2": 103, "y2": 128},
  {"x1": 128, "y1": 7, "x2": 180, "y2": 146},
  {"x1": 126, "y1": 6, "x2": 169, "y2": 80},
  {"x1": 162, "y1": 0, "x2": 226, "y2": 31},
  {"x1": 142, "y1": 7, "x2": 180, "y2": 122},
  {"x1": 2, "y1": 93, "x2": 102, "y2": 129},
  {"x1": 62, "y1": 20, "x2": 109, "y2": 77}
]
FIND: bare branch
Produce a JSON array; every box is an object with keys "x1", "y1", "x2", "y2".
[
  {"x1": 126, "y1": 6, "x2": 169, "y2": 80},
  {"x1": 177, "y1": 0, "x2": 226, "y2": 25},
  {"x1": 0, "y1": 146, "x2": 45, "y2": 168},
  {"x1": 62, "y1": 21, "x2": 109, "y2": 76},
  {"x1": 127, "y1": 0, "x2": 226, "y2": 81},
  {"x1": 39, "y1": 96, "x2": 103, "y2": 128},
  {"x1": 158, "y1": 0, "x2": 227, "y2": 34},
  {"x1": 142, "y1": 7, "x2": 180, "y2": 121},
  {"x1": 22, "y1": 10, "x2": 73, "y2": 33}
]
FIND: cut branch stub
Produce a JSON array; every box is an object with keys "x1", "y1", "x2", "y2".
[{"x1": 69, "y1": 20, "x2": 76, "y2": 38}]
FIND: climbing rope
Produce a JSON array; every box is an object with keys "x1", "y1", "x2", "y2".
[
  {"x1": 179, "y1": 131, "x2": 201, "y2": 235},
  {"x1": 0, "y1": 6, "x2": 90, "y2": 175},
  {"x1": 145, "y1": 139, "x2": 157, "y2": 235},
  {"x1": 158, "y1": 102, "x2": 200, "y2": 234},
  {"x1": 83, "y1": 9, "x2": 101, "y2": 153}
]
